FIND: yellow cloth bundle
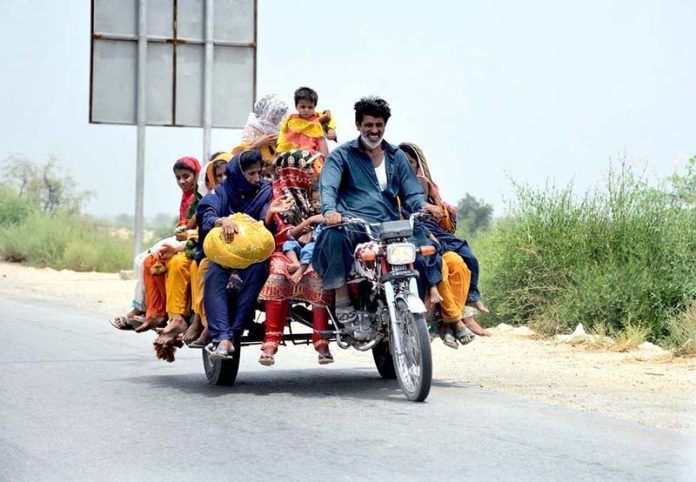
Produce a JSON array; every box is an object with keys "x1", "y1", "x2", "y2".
[{"x1": 203, "y1": 213, "x2": 274, "y2": 269}]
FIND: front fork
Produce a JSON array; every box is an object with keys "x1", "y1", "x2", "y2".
[{"x1": 383, "y1": 277, "x2": 427, "y2": 357}]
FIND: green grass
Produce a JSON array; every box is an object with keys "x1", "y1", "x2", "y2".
[
  {"x1": 0, "y1": 190, "x2": 132, "y2": 272},
  {"x1": 476, "y1": 162, "x2": 696, "y2": 347}
]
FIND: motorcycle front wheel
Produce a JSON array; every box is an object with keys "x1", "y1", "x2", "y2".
[{"x1": 392, "y1": 299, "x2": 432, "y2": 402}]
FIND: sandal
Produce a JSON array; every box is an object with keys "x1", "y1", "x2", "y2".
[
  {"x1": 110, "y1": 315, "x2": 132, "y2": 330},
  {"x1": 317, "y1": 347, "x2": 334, "y2": 365},
  {"x1": 258, "y1": 348, "x2": 276, "y2": 366},
  {"x1": 455, "y1": 327, "x2": 475, "y2": 346},
  {"x1": 206, "y1": 342, "x2": 234, "y2": 360},
  {"x1": 441, "y1": 332, "x2": 459, "y2": 350}
]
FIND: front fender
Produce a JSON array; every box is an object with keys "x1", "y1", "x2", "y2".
[{"x1": 395, "y1": 292, "x2": 427, "y2": 314}]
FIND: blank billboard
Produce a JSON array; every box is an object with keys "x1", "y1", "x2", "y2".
[{"x1": 90, "y1": 0, "x2": 256, "y2": 128}]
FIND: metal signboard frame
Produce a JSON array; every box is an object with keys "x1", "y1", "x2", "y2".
[{"x1": 89, "y1": 0, "x2": 257, "y2": 255}]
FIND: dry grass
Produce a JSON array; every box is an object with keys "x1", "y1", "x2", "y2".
[
  {"x1": 669, "y1": 301, "x2": 696, "y2": 357},
  {"x1": 610, "y1": 323, "x2": 650, "y2": 352}
]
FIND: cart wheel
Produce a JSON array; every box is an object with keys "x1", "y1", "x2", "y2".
[
  {"x1": 202, "y1": 340, "x2": 241, "y2": 386},
  {"x1": 372, "y1": 339, "x2": 396, "y2": 379}
]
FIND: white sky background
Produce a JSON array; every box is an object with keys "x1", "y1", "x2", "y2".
[{"x1": 1, "y1": 0, "x2": 695, "y2": 220}]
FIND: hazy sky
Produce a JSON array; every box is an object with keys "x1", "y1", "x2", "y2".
[{"x1": 1, "y1": 0, "x2": 695, "y2": 219}]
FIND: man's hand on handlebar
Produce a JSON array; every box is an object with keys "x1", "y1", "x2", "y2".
[
  {"x1": 423, "y1": 203, "x2": 444, "y2": 220},
  {"x1": 325, "y1": 212, "x2": 342, "y2": 225}
]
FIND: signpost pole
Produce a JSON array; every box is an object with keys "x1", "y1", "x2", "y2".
[
  {"x1": 202, "y1": 0, "x2": 214, "y2": 164},
  {"x1": 134, "y1": 0, "x2": 147, "y2": 257}
]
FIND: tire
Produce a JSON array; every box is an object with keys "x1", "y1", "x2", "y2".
[
  {"x1": 202, "y1": 339, "x2": 241, "y2": 386},
  {"x1": 372, "y1": 339, "x2": 396, "y2": 379},
  {"x1": 391, "y1": 299, "x2": 432, "y2": 402}
]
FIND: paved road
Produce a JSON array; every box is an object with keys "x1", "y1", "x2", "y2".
[{"x1": 1, "y1": 297, "x2": 694, "y2": 481}]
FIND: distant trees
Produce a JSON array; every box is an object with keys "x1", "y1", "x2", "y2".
[
  {"x1": 1, "y1": 155, "x2": 92, "y2": 214},
  {"x1": 455, "y1": 193, "x2": 493, "y2": 238}
]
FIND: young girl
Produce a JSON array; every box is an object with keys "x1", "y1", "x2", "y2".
[{"x1": 134, "y1": 157, "x2": 201, "y2": 334}]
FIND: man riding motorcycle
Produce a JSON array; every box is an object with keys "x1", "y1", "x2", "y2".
[{"x1": 311, "y1": 96, "x2": 442, "y2": 330}]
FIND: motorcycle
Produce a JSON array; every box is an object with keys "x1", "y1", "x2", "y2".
[{"x1": 202, "y1": 211, "x2": 436, "y2": 402}]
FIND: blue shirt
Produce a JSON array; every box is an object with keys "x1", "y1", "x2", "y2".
[{"x1": 319, "y1": 138, "x2": 426, "y2": 223}]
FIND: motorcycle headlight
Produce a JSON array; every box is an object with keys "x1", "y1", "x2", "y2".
[{"x1": 386, "y1": 243, "x2": 416, "y2": 265}]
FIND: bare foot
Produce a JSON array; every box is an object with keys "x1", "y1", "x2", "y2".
[
  {"x1": 134, "y1": 317, "x2": 166, "y2": 333},
  {"x1": 472, "y1": 300, "x2": 490, "y2": 314},
  {"x1": 156, "y1": 314, "x2": 188, "y2": 336},
  {"x1": 155, "y1": 314, "x2": 189, "y2": 344},
  {"x1": 190, "y1": 327, "x2": 211, "y2": 347},
  {"x1": 183, "y1": 314, "x2": 203, "y2": 345},
  {"x1": 287, "y1": 261, "x2": 300, "y2": 274},
  {"x1": 464, "y1": 316, "x2": 491, "y2": 336},
  {"x1": 429, "y1": 286, "x2": 443, "y2": 304}
]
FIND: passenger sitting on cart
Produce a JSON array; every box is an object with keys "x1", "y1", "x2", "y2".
[
  {"x1": 258, "y1": 149, "x2": 334, "y2": 366},
  {"x1": 196, "y1": 150, "x2": 290, "y2": 359},
  {"x1": 283, "y1": 183, "x2": 324, "y2": 285}
]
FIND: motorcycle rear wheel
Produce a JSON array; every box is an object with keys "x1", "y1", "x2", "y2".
[
  {"x1": 392, "y1": 299, "x2": 432, "y2": 402},
  {"x1": 202, "y1": 339, "x2": 241, "y2": 386}
]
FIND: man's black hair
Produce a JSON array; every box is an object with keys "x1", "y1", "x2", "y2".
[
  {"x1": 354, "y1": 96, "x2": 391, "y2": 124},
  {"x1": 294, "y1": 86, "x2": 318, "y2": 106},
  {"x1": 239, "y1": 149, "x2": 263, "y2": 171}
]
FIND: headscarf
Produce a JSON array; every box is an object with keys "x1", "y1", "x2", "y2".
[
  {"x1": 215, "y1": 151, "x2": 272, "y2": 219},
  {"x1": 187, "y1": 152, "x2": 231, "y2": 220},
  {"x1": 399, "y1": 142, "x2": 457, "y2": 233},
  {"x1": 176, "y1": 156, "x2": 201, "y2": 223},
  {"x1": 240, "y1": 93, "x2": 289, "y2": 144},
  {"x1": 196, "y1": 151, "x2": 233, "y2": 199}
]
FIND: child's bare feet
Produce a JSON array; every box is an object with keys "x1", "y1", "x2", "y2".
[{"x1": 429, "y1": 286, "x2": 443, "y2": 304}]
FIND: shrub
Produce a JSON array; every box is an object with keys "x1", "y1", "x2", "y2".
[
  {"x1": 0, "y1": 211, "x2": 133, "y2": 272},
  {"x1": 0, "y1": 187, "x2": 34, "y2": 227},
  {"x1": 477, "y1": 161, "x2": 696, "y2": 345}
]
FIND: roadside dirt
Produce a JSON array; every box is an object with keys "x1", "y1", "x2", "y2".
[{"x1": 1, "y1": 261, "x2": 694, "y2": 435}]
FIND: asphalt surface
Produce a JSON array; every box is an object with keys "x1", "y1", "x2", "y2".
[{"x1": 1, "y1": 297, "x2": 694, "y2": 481}]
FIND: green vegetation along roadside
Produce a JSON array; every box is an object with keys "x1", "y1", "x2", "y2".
[
  {"x1": 0, "y1": 156, "x2": 135, "y2": 272},
  {"x1": 475, "y1": 157, "x2": 696, "y2": 354}
]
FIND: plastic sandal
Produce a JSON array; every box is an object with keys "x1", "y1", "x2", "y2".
[
  {"x1": 110, "y1": 315, "x2": 133, "y2": 330},
  {"x1": 207, "y1": 343, "x2": 233, "y2": 360},
  {"x1": 441, "y1": 332, "x2": 459, "y2": 349},
  {"x1": 317, "y1": 347, "x2": 334, "y2": 365},
  {"x1": 455, "y1": 327, "x2": 475, "y2": 346},
  {"x1": 258, "y1": 349, "x2": 275, "y2": 366}
]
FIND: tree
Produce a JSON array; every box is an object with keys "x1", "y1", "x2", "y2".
[
  {"x1": 454, "y1": 193, "x2": 493, "y2": 238},
  {"x1": 1, "y1": 155, "x2": 93, "y2": 214}
]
